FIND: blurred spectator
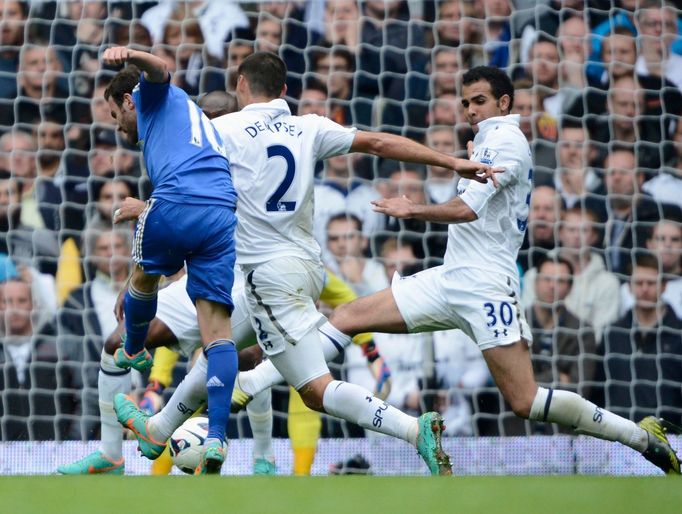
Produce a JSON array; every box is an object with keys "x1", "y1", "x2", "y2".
[
  {"x1": 527, "y1": 257, "x2": 597, "y2": 396},
  {"x1": 429, "y1": 47, "x2": 460, "y2": 97},
  {"x1": 323, "y1": 0, "x2": 360, "y2": 51},
  {"x1": 644, "y1": 119, "x2": 682, "y2": 209},
  {"x1": 85, "y1": 179, "x2": 135, "y2": 232},
  {"x1": 0, "y1": 171, "x2": 59, "y2": 275},
  {"x1": 255, "y1": 13, "x2": 282, "y2": 54},
  {"x1": 481, "y1": 0, "x2": 514, "y2": 68},
  {"x1": 0, "y1": 278, "x2": 58, "y2": 440},
  {"x1": 620, "y1": 219, "x2": 682, "y2": 319},
  {"x1": 312, "y1": 46, "x2": 370, "y2": 128},
  {"x1": 324, "y1": 213, "x2": 389, "y2": 297},
  {"x1": 424, "y1": 126, "x2": 457, "y2": 205},
  {"x1": 512, "y1": 79, "x2": 557, "y2": 179},
  {"x1": 1, "y1": 128, "x2": 46, "y2": 227},
  {"x1": 344, "y1": 240, "x2": 426, "y2": 421},
  {"x1": 522, "y1": 207, "x2": 621, "y2": 340},
  {"x1": 432, "y1": 327, "x2": 490, "y2": 436},
  {"x1": 589, "y1": 76, "x2": 659, "y2": 164},
  {"x1": 378, "y1": 164, "x2": 448, "y2": 263},
  {"x1": 433, "y1": 0, "x2": 462, "y2": 47},
  {"x1": 378, "y1": 236, "x2": 423, "y2": 280},
  {"x1": 601, "y1": 252, "x2": 682, "y2": 427},
  {"x1": 140, "y1": 0, "x2": 248, "y2": 61},
  {"x1": 356, "y1": 0, "x2": 429, "y2": 133},
  {"x1": 0, "y1": 0, "x2": 27, "y2": 100},
  {"x1": 298, "y1": 80, "x2": 327, "y2": 118},
  {"x1": 108, "y1": 19, "x2": 153, "y2": 51},
  {"x1": 598, "y1": 145, "x2": 682, "y2": 277},
  {"x1": 557, "y1": 14, "x2": 589, "y2": 90},
  {"x1": 554, "y1": 119, "x2": 605, "y2": 216},
  {"x1": 0, "y1": 45, "x2": 69, "y2": 129},
  {"x1": 160, "y1": 9, "x2": 223, "y2": 96},
  {"x1": 634, "y1": 1, "x2": 682, "y2": 90},
  {"x1": 225, "y1": 36, "x2": 254, "y2": 92},
  {"x1": 518, "y1": 185, "x2": 563, "y2": 273},
  {"x1": 58, "y1": 228, "x2": 131, "y2": 439},
  {"x1": 527, "y1": 35, "x2": 563, "y2": 118},
  {"x1": 52, "y1": 0, "x2": 108, "y2": 74}
]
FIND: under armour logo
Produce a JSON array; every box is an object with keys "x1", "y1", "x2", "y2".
[
  {"x1": 365, "y1": 396, "x2": 373, "y2": 403},
  {"x1": 493, "y1": 329, "x2": 508, "y2": 338},
  {"x1": 206, "y1": 376, "x2": 225, "y2": 387},
  {"x1": 262, "y1": 340, "x2": 273, "y2": 350}
]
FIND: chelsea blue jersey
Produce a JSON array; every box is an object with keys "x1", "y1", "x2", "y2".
[{"x1": 133, "y1": 73, "x2": 237, "y2": 209}]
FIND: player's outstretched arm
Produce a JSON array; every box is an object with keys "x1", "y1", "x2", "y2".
[
  {"x1": 350, "y1": 131, "x2": 502, "y2": 187},
  {"x1": 102, "y1": 47, "x2": 168, "y2": 83},
  {"x1": 372, "y1": 195, "x2": 477, "y2": 224}
]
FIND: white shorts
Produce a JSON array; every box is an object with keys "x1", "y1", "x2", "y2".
[
  {"x1": 155, "y1": 273, "x2": 257, "y2": 357},
  {"x1": 242, "y1": 257, "x2": 329, "y2": 388},
  {"x1": 391, "y1": 265, "x2": 532, "y2": 351}
]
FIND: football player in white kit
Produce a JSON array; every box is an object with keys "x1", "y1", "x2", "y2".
[
  {"x1": 196, "y1": 52, "x2": 498, "y2": 475},
  {"x1": 315, "y1": 66, "x2": 677, "y2": 474}
]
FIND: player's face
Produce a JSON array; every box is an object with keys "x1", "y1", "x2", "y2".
[
  {"x1": 460, "y1": 80, "x2": 509, "y2": 130},
  {"x1": 108, "y1": 95, "x2": 138, "y2": 146}
]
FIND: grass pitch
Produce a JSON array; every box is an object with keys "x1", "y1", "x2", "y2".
[{"x1": 2, "y1": 476, "x2": 680, "y2": 514}]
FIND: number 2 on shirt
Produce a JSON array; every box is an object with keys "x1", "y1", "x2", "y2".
[{"x1": 265, "y1": 145, "x2": 296, "y2": 212}]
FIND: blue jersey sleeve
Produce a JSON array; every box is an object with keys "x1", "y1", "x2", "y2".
[{"x1": 134, "y1": 72, "x2": 171, "y2": 114}]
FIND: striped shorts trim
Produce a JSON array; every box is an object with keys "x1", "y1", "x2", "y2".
[{"x1": 132, "y1": 198, "x2": 155, "y2": 264}]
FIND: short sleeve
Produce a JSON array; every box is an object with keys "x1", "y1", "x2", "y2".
[
  {"x1": 133, "y1": 72, "x2": 171, "y2": 114},
  {"x1": 310, "y1": 115, "x2": 357, "y2": 160},
  {"x1": 459, "y1": 140, "x2": 522, "y2": 215}
]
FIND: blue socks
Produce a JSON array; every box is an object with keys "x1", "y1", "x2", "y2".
[
  {"x1": 204, "y1": 340, "x2": 238, "y2": 443},
  {"x1": 123, "y1": 285, "x2": 158, "y2": 355}
]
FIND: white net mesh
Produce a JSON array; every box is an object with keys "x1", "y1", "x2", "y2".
[{"x1": 0, "y1": 0, "x2": 681, "y2": 474}]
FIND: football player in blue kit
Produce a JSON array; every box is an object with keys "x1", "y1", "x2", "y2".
[{"x1": 101, "y1": 47, "x2": 237, "y2": 474}]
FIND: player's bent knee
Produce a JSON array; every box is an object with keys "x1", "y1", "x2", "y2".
[
  {"x1": 298, "y1": 375, "x2": 333, "y2": 412},
  {"x1": 104, "y1": 332, "x2": 123, "y2": 355}
]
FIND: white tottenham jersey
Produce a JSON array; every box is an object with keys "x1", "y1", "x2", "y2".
[
  {"x1": 445, "y1": 114, "x2": 533, "y2": 278},
  {"x1": 212, "y1": 99, "x2": 357, "y2": 265}
]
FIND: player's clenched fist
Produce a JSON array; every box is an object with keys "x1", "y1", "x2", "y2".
[{"x1": 102, "y1": 46, "x2": 136, "y2": 66}]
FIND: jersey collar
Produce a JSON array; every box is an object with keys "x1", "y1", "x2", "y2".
[
  {"x1": 241, "y1": 98, "x2": 291, "y2": 120},
  {"x1": 476, "y1": 114, "x2": 520, "y2": 136}
]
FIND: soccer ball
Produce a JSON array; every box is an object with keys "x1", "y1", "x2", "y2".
[{"x1": 169, "y1": 417, "x2": 226, "y2": 474}]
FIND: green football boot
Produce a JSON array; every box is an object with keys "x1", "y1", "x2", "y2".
[
  {"x1": 113, "y1": 393, "x2": 166, "y2": 459},
  {"x1": 194, "y1": 439, "x2": 227, "y2": 475},
  {"x1": 57, "y1": 450, "x2": 124, "y2": 475},
  {"x1": 113, "y1": 347, "x2": 153, "y2": 372},
  {"x1": 638, "y1": 416, "x2": 681, "y2": 475},
  {"x1": 416, "y1": 412, "x2": 452, "y2": 476},
  {"x1": 253, "y1": 458, "x2": 276, "y2": 476}
]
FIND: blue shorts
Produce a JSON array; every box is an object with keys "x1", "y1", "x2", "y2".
[{"x1": 133, "y1": 198, "x2": 236, "y2": 309}]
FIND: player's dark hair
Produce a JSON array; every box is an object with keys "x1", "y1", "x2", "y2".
[
  {"x1": 461, "y1": 66, "x2": 515, "y2": 111},
  {"x1": 104, "y1": 65, "x2": 141, "y2": 107},
  {"x1": 198, "y1": 90, "x2": 238, "y2": 119},
  {"x1": 237, "y1": 52, "x2": 287, "y2": 99}
]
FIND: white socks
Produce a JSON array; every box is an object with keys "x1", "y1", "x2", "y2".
[
  {"x1": 247, "y1": 388, "x2": 274, "y2": 461},
  {"x1": 238, "y1": 322, "x2": 353, "y2": 396},
  {"x1": 529, "y1": 387, "x2": 648, "y2": 452},
  {"x1": 150, "y1": 352, "x2": 209, "y2": 441},
  {"x1": 322, "y1": 380, "x2": 418, "y2": 445},
  {"x1": 98, "y1": 350, "x2": 131, "y2": 461}
]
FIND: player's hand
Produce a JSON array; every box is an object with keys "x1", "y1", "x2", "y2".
[
  {"x1": 102, "y1": 46, "x2": 136, "y2": 67},
  {"x1": 139, "y1": 380, "x2": 165, "y2": 416},
  {"x1": 452, "y1": 157, "x2": 504, "y2": 188},
  {"x1": 114, "y1": 197, "x2": 146, "y2": 224},
  {"x1": 371, "y1": 195, "x2": 415, "y2": 219}
]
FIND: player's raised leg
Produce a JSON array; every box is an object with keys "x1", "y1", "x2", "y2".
[{"x1": 484, "y1": 340, "x2": 680, "y2": 475}]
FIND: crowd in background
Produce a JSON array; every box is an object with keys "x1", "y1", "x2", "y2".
[{"x1": 0, "y1": 0, "x2": 681, "y2": 442}]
